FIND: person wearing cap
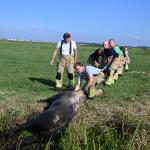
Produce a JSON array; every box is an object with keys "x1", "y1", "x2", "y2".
[{"x1": 50, "y1": 33, "x2": 77, "y2": 88}]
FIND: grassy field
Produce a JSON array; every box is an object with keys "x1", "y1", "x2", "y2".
[{"x1": 0, "y1": 40, "x2": 150, "y2": 150}]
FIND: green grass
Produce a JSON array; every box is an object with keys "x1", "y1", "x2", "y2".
[{"x1": 0, "y1": 40, "x2": 150, "y2": 149}]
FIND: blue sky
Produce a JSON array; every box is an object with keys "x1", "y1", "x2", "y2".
[{"x1": 0, "y1": 0, "x2": 150, "y2": 46}]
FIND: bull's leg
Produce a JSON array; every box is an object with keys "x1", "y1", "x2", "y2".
[
  {"x1": 0, "y1": 122, "x2": 31, "y2": 142},
  {"x1": 7, "y1": 135, "x2": 39, "y2": 150},
  {"x1": 8, "y1": 121, "x2": 33, "y2": 137}
]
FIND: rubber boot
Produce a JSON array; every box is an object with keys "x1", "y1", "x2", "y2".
[
  {"x1": 56, "y1": 79, "x2": 62, "y2": 88},
  {"x1": 88, "y1": 87, "x2": 95, "y2": 98},
  {"x1": 125, "y1": 64, "x2": 129, "y2": 71},
  {"x1": 105, "y1": 76, "x2": 114, "y2": 85},
  {"x1": 114, "y1": 73, "x2": 118, "y2": 80}
]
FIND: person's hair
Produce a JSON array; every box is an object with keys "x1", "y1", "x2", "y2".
[
  {"x1": 63, "y1": 33, "x2": 71, "y2": 39},
  {"x1": 96, "y1": 48, "x2": 103, "y2": 54},
  {"x1": 74, "y1": 62, "x2": 84, "y2": 68},
  {"x1": 120, "y1": 46, "x2": 125, "y2": 50},
  {"x1": 103, "y1": 40, "x2": 109, "y2": 44},
  {"x1": 109, "y1": 39, "x2": 115, "y2": 42},
  {"x1": 120, "y1": 46, "x2": 127, "y2": 51}
]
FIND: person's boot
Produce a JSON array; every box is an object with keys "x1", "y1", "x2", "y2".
[
  {"x1": 125, "y1": 64, "x2": 129, "y2": 71},
  {"x1": 56, "y1": 79, "x2": 62, "y2": 88},
  {"x1": 105, "y1": 76, "x2": 114, "y2": 85},
  {"x1": 114, "y1": 73, "x2": 118, "y2": 80},
  {"x1": 88, "y1": 87, "x2": 95, "y2": 98}
]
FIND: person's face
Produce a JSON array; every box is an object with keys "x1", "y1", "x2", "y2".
[
  {"x1": 103, "y1": 42, "x2": 109, "y2": 49},
  {"x1": 64, "y1": 37, "x2": 71, "y2": 43},
  {"x1": 75, "y1": 65, "x2": 84, "y2": 74},
  {"x1": 109, "y1": 40, "x2": 116, "y2": 48}
]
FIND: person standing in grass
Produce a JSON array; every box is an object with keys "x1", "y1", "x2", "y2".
[
  {"x1": 120, "y1": 46, "x2": 131, "y2": 71},
  {"x1": 50, "y1": 33, "x2": 77, "y2": 88},
  {"x1": 74, "y1": 62, "x2": 104, "y2": 98}
]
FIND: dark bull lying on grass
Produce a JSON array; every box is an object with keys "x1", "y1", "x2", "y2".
[{"x1": 3, "y1": 91, "x2": 86, "y2": 149}]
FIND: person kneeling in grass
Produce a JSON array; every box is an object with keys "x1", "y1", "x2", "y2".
[
  {"x1": 74, "y1": 62, "x2": 104, "y2": 98},
  {"x1": 104, "y1": 39, "x2": 124, "y2": 85},
  {"x1": 87, "y1": 47, "x2": 105, "y2": 68}
]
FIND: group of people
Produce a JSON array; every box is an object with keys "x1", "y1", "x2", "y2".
[{"x1": 50, "y1": 33, "x2": 130, "y2": 98}]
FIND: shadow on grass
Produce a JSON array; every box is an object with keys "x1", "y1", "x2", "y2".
[
  {"x1": 29, "y1": 77, "x2": 55, "y2": 87},
  {"x1": 29, "y1": 77, "x2": 72, "y2": 92}
]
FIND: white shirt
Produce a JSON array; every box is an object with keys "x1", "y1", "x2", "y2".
[{"x1": 56, "y1": 40, "x2": 77, "y2": 55}]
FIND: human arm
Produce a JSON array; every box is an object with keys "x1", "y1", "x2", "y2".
[
  {"x1": 74, "y1": 48, "x2": 78, "y2": 63},
  {"x1": 74, "y1": 75, "x2": 81, "y2": 91},
  {"x1": 50, "y1": 48, "x2": 59, "y2": 65},
  {"x1": 102, "y1": 56, "x2": 113, "y2": 70},
  {"x1": 73, "y1": 41, "x2": 77, "y2": 63},
  {"x1": 83, "y1": 75, "x2": 94, "y2": 92},
  {"x1": 50, "y1": 42, "x2": 60, "y2": 65}
]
